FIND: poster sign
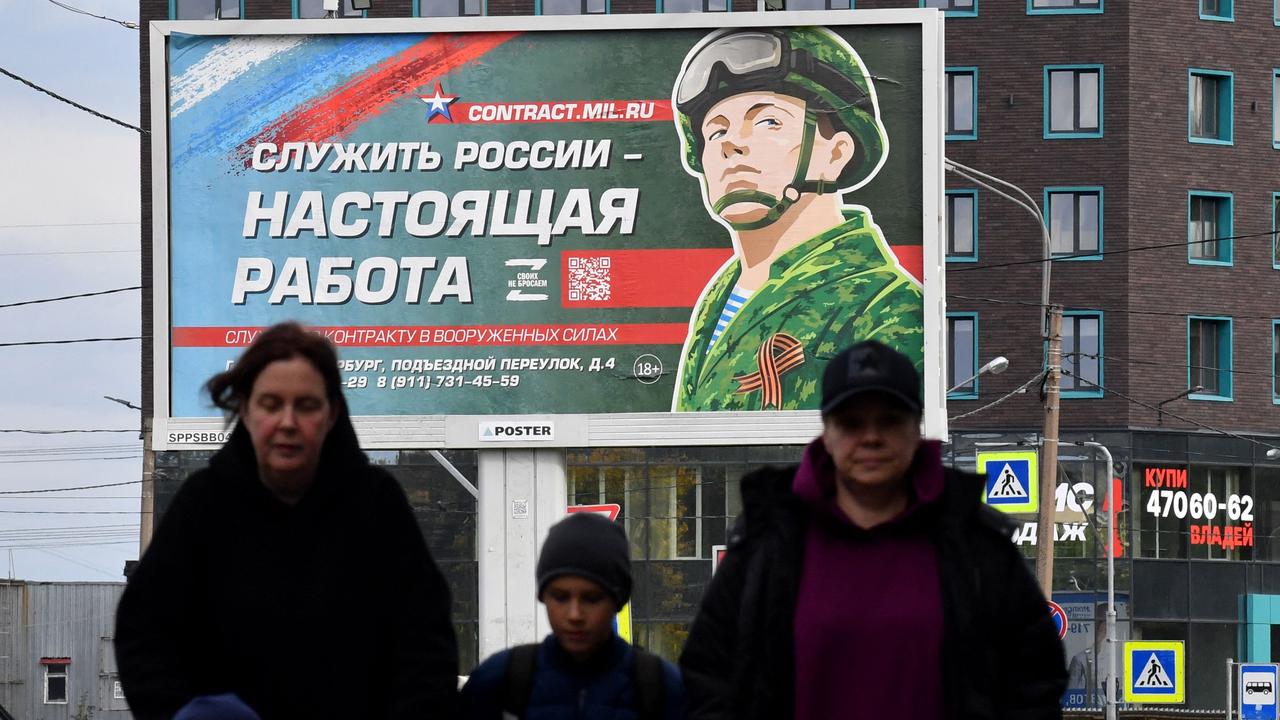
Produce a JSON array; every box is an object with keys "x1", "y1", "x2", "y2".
[
  {"x1": 1140, "y1": 466, "x2": 1255, "y2": 552},
  {"x1": 149, "y1": 12, "x2": 945, "y2": 448}
]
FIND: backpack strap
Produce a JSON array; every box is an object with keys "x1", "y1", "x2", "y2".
[
  {"x1": 502, "y1": 644, "x2": 540, "y2": 718},
  {"x1": 631, "y1": 647, "x2": 667, "y2": 720}
]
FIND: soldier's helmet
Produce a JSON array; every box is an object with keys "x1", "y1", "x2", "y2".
[{"x1": 673, "y1": 27, "x2": 889, "y2": 194}]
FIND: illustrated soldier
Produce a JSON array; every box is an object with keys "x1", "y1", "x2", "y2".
[{"x1": 670, "y1": 27, "x2": 924, "y2": 412}]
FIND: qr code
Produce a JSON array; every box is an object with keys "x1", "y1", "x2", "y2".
[{"x1": 567, "y1": 256, "x2": 612, "y2": 301}]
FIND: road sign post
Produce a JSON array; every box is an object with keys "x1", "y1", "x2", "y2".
[{"x1": 1240, "y1": 662, "x2": 1280, "y2": 720}]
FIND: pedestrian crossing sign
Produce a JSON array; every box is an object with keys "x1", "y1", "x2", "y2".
[
  {"x1": 1124, "y1": 641, "x2": 1185, "y2": 703},
  {"x1": 976, "y1": 450, "x2": 1038, "y2": 514}
]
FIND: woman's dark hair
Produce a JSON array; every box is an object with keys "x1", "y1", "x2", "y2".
[{"x1": 205, "y1": 322, "x2": 347, "y2": 419}]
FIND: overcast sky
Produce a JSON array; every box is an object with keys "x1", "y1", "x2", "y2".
[{"x1": 0, "y1": 0, "x2": 142, "y2": 582}]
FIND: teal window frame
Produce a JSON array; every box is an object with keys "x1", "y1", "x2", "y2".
[
  {"x1": 921, "y1": 0, "x2": 976, "y2": 17},
  {"x1": 657, "y1": 0, "x2": 732, "y2": 12},
  {"x1": 1273, "y1": 320, "x2": 1280, "y2": 404},
  {"x1": 1188, "y1": 68, "x2": 1234, "y2": 145},
  {"x1": 947, "y1": 313, "x2": 979, "y2": 400},
  {"x1": 1199, "y1": 0, "x2": 1233, "y2": 21},
  {"x1": 1187, "y1": 315, "x2": 1233, "y2": 401},
  {"x1": 1045, "y1": 186, "x2": 1103, "y2": 260},
  {"x1": 415, "y1": 0, "x2": 486, "y2": 14},
  {"x1": 1188, "y1": 190, "x2": 1234, "y2": 266},
  {"x1": 1044, "y1": 64, "x2": 1103, "y2": 139},
  {"x1": 777, "y1": 0, "x2": 853, "y2": 9},
  {"x1": 946, "y1": 67, "x2": 978, "y2": 141},
  {"x1": 293, "y1": 0, "x2": 368, "y2": 17},
  {"x1": 1272, "y1": 69, "x2": 1280, "y2": 149},
  {"x1": 1061, "y1": 311, "x2": 1103, "y2": 397},
  {"x1": 945, "y1": 189, "x2": 978, "y2": 263},
  {"x1": 1027, "y1": 0, "x2": 1102, "y2": 15},
  {"x1": 170, "y1": 0, "x2": 242, "y2": 18},
  {"x1": 1273, "y1": 192, "x2": 1280, "y2": 269}
]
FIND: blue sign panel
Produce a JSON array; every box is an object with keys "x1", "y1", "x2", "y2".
[{"x1": 1241, "y1": 663, "x2": 1279, "y2": 720}]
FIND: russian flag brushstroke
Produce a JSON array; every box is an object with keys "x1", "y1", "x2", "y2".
[{"x1": 238, "y1": 31, "x2": 521, "y2": 167}]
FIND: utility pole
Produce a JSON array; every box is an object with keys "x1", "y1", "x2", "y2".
[
  {"x1": 944, "y1": 159, "x2": 1058, "y2": 594},
  {"x1": 1035, "y1": 305, "x2": 1062, "y2": 596}
]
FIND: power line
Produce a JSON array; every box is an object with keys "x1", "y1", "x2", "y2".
[
  {"x1": 0, "y1": 249, "x2": 139, "y2": 257},
  {"x1": 0, "y1": 480, "x2": 142, "y2": 495},
  {"x1": 948, "y1": 293, "x2": 1280, "y2": 321},
  {"x1": 0, "y1": 429, "x2": 138, "y2": 435},
  {"x1": 0, "y1": 66, "x2": 145, "y2": 134},
  {"x1": 948, "y1": 371, "x2": 1045, "y2": 421},
  {"x1": 0, "y1": 286, "x2": 140, "y2": 310},
  {"x1": 0, "y1": 455, "x2": 141, "y2": 465},
  {"x1": 1064, "y1": 370, "x2": 1280, "y2": 453},
  {"x1": 0, "y1": 336, "x2": 140, "y2": 348},
  {"x1": 0, "y1": 221, "x2": 138, "y2": 229},
  {"x1": 43, "y1": 0, "x2": 138, "y2": 28},
  {"x1": 948, "y1": 228, "x2": 1276, "y2": 273}
]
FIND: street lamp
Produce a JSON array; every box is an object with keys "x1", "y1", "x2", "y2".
[
  {"x1": 1267, "y1": 448, "x2": 1280, "y2": 460},
  {"x1": 945, "y1": 158, "x2": 1062, "y2": 595},
  {"x1": 947, "y1": 355, "x2": 1010, "y2": 394},
  {"x1": 1156, "y1": 386, "x2": 1203, "y2": 425}
]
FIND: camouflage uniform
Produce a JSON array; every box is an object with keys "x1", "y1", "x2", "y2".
[{"x1": 673, "y1": 210, "x2": 922, "y2": 412}]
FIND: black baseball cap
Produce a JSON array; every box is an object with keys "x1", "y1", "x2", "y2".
[{"x1": 820, "y1": 340, "x2": 922, "y2": 416}]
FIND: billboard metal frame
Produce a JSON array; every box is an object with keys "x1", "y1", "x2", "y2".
[{"x1": 148, "y1": 10, "x2": 947, "y2": 450}]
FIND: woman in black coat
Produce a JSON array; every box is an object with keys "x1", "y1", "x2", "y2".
[{"x1": 115, "y1": 322, "x2": 458, "y2": 720}]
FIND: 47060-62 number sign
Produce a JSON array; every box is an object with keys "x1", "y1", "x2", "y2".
[{"x1": 1145, "y1": 489, "x2": 1254, "y2": 522}]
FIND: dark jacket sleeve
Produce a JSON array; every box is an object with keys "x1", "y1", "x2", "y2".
[
  {"x1": 114, "y1": 476, "x2": 208, "y2": 720},
  {"x1": 376, "y1": 473, "x2": 461, "y2": 719},
  {"x1": 678, "y1": 535, "x2": 749, "y2": 720},
  {"x1": 986, "y1": 514, "x2": 1069, "y2": 719},
  {"x1": 458, "y1": 650, "x2": 511, "y2": 720},
  {"x1": 660, "y1": 658, "x2": 688, "y2": 720}
]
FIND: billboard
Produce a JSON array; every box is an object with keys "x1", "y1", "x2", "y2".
[{"x1": 149, "y1": 12, "x2": 945, "y2": 449}]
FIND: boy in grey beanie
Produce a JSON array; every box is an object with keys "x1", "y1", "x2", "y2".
[{"x1": 460, "y1": 512, "x2": 686, "y2": 719}]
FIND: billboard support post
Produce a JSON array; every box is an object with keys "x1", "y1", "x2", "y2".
[{"x1": 477, "y1": 449, "x2": 566, "y2": 660}]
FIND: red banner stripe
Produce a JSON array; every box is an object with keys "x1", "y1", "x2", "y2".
[
  {"x1": 172, "y1": 324, "x2": 688, "y2": 348},
  {"x1": 562, "y1": 245, "x2": 924, "y2": 309},
  {"x1": 448, "y1": 100, "x2": 673, "y2": 125}
]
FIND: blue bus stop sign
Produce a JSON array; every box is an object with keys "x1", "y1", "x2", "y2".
[{"x1": 1241, "y1": 663, "x2": 1280, "y2": 720}]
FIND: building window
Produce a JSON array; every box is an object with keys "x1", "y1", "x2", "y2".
[
  {"x1": 1273, "y1": 320, "x2": 1280, "y2": 403},
  {"x1": 1047, "y1": 188, "x2": 1102, "y2": 258},
  {"x1": 946, "y1": 190, "x2": 977, "y2": 262},
  {"x1": 947, "y1": 314, "x2": 978, "y2": 399},
  {"x1": 922, "y1": 0, "x2": 976, "y2": 16},
  {"x1": 1061, "y1": 312, "x2": 1102, "y2": 396},
  {"x1": 1028, "y1": 0, "x2": 1102, "y2": 14},
  {"x1": 1188, "y1": 316, "x2": 1233, "y2": 400},
  {"x1": 1189, "y1": 69, "x2": 1233, "y2": 144},
  {"x1": 1200, "y1": 0, "x2": 1232, "y2": 20},
  {"x1": 1273, "y1": 192, "x2": 1280, "y2": 268},
  {"x1": 418, "y1": 0, "x2": 483, "y2": 15},
  {"x1": 296, "y1": 0, "x2": 365, "y2": 17},
  {"x1": 541, "y1": 0, "x2": 606, "y2": 12},
  {"x1": 1272, "y1": 70, "x2": 1279, "y2": 148},
  {"x1": 946, "y1": 68, "x2": 977, "y2": 140},
  {"x1": 1188, "y1": 191, "x2": 1233, "y2": 265},
  {"x1": 172, "y1": 0, "x2": 240, "y2": 18},
  {"x1": 662, "y1": 0, "x2": 728, "y2": 11},
  {"x1": 42, "y1": 660, "x2": 69, "y2": 704},
  {"x1": 1045, "y1": 65, "x2": 1102, "y2": 138},
  {"x1": 781, "y1": 0, "x2": 852, "y2": 9}
]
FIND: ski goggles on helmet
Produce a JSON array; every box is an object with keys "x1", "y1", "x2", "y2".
[{"x1": 675, "y1": 29, "x2": 872, "y2": 116}]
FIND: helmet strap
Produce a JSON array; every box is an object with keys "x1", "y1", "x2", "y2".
[{"x1": 713, "y1": 110, "x2": 834, "y2": 232}]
